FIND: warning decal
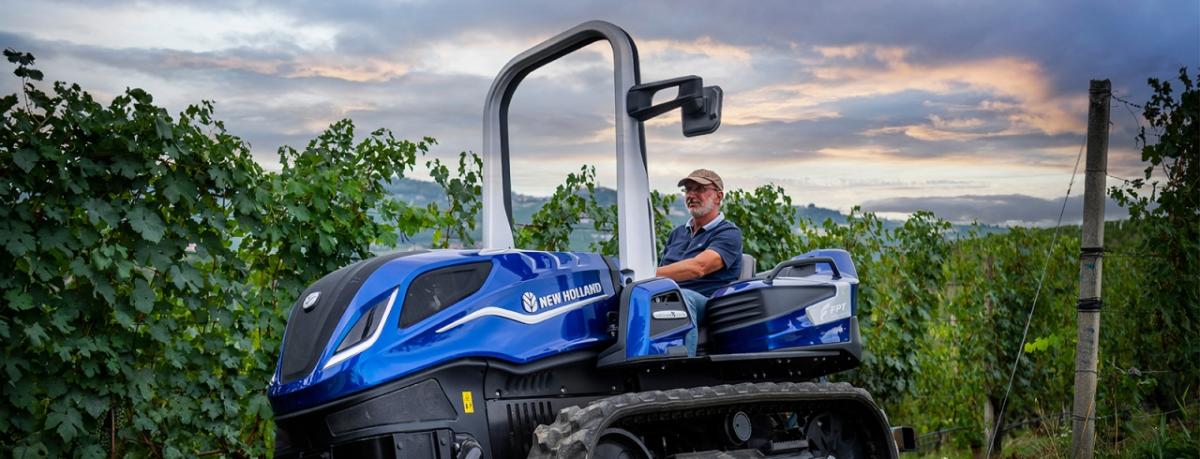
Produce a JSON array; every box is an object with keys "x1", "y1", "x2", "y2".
[{"x1": 462, "y1": 391, "x2": 475, "y2": 414}]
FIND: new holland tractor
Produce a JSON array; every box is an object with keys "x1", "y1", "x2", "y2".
[{"x1": 268, "y1": 21, "x2": 915, "y2": 458}]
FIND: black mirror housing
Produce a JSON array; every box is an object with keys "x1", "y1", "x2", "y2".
[{"x1": 627, "y1": 76, "x2": 723, "y2": 137}]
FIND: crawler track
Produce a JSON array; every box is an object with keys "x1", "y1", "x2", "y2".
[{"x1": 529, "y1": 382, "x2": 898, "y2": 459}]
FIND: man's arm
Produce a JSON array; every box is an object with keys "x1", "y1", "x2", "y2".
[{"x1": 655, "y1": 249, "x2": 725, "y2": 282}]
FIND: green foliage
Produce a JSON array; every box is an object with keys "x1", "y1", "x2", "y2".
[
  {"x1": 724, "y1": 184, "x2": 801, "y2": 269},
  {"x1": 515, "y1": 165, "x2": 604, "y2": 252},
  {"x1": 0, "y1": 53, "x2": 429, "y2": 457},
  {"x1": 425, "y1": 150, "x2": 483, "y2": 248},
  {"x1": 863, "y1": 212, "x2": 952, "y2": 399},
  {"x1": 509, "y1": 165, "x2": 678, "y2": 258},
  {"x1": 1107, "y1": 67, "x2": 1199, "y2": 410},
  {"x1": 1, "y1": 52, "x2": 273, "y2": 456},
  {"x1": 649, "y1": 191, "x2": 679, "y2": 250}
]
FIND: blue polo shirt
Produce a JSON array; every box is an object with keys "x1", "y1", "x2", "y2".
[{"x1": 659, "y1": 213, "x2": 743, "y2": 296}]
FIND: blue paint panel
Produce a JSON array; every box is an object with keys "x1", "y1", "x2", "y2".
[
  {"x1": 648, "y1": 325, "x2": 689, "y2": 355},
  {"x1": 710, "y1": 278, "x2": 769, "y2": 298},
  {"x1": 715, "y1": 313, "x2": 852, "y2": 354},
  {"x1": 268, "y1": 249, "x2": 618, "y2": 414},
  {"x1": 623, "y1": 277, "x2": 691, "y2": 359},
  {"x1": 708, "y1": 248, "x2": 859, "y2": 355},
  {"x1": 794, "y1": 248, "x2": 858, "y2": 279}
]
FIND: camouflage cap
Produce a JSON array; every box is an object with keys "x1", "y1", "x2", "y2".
[{"x1": 677, "y1": 169, "x2": 724, "y2": 192}]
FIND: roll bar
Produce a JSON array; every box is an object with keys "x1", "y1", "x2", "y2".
[{"x1": 481, "y1": 20, "x2": 721, "y2": 283}]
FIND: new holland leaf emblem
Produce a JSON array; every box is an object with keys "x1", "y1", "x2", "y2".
[
  {"x1": 302, "y1": 292, "x2": 321, "y2": 311},
  {"x1": 521, "y1": 292, "x2": 537, "y2": 313}
]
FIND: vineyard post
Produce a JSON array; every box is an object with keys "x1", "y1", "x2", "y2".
[{"x1": 1071, "y1": 79, "x2": 1109, "y2": 459}]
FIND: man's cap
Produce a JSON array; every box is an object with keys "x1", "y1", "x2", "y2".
[{"x1": 677, "y1": 169, "x2": 724, "y2": 192}]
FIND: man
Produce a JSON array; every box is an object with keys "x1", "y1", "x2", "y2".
[{"x1": 655, "y1": 169, "x2": 743, "y2": 355}]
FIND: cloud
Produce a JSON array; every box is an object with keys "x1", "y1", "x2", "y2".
[
  {"x1": 737, "y1": 45, "x2": 1086, "y2": 138},
  {"x1": 1, "y1": 0, "x2": 1193, "y2": 209},
  {"x1": 0, "y1": 1, "x2": 340, "y2": 53},
  {"x1": 639, "y1": 36, "x2": 753, "y2": 64},
  {"x1": 861, "y1": 194, "x2": 1130, "y2": 226}
]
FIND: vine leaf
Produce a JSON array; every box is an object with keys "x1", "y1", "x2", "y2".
[
  {"x1": 127, "y1": 207, "x2": 166, "y2": 243},
  {"x1": 132, "y1": 279, "x2": 155, "y2": 314}
]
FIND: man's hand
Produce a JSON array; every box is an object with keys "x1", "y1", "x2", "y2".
[{"x1": 655, "y1": 249, "x2": 725, "y2": 282}]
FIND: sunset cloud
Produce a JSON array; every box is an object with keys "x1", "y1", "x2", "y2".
[
  {"x1": 155, "y1": 52, "x2": 410, "y2": 82},
  {"x1": 639, "y1": 37, "x2": 754, "y2": 64},
  {"x1": 1, "y1": 0, "x2": 1193, "y2": 215},
  {"x1": 736, "y1": 46, "x2": 1085, "y2": 138}
]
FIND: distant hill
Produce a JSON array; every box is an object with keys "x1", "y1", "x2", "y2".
[{"x1": 382, "y1": 178, "x2": 1004, "y2": 250}]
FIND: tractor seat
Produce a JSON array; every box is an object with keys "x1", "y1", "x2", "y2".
[{"x1": 738, "y1": 254, "x2": 756, "y2": 280}]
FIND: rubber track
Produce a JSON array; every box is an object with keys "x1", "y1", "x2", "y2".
[{"x1": 528, "y1": 382, "x2": 895, "y2": 459}]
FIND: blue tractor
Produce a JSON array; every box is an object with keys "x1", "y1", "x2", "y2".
[{"x1": 268, "y1": 21, "x2": 914, "y2": 459}]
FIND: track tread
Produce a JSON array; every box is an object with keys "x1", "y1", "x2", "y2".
[{"x1": 528, "y1": 382, "x2": 885, "y2": 458}]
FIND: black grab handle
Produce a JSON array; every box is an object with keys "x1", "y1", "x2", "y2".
[{"x1": 764, "y1": 257, "x2": 841, "y2": 284}]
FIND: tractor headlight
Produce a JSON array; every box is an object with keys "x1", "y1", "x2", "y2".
[{"x1": 324, "y1": 288, "x2": 398, "y2": 370}]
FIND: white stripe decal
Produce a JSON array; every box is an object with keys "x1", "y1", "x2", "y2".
[
  {"x1": 436, "y1": 295, "x2": 608, "y2": 333},
  {"x1": 323, "y1": 287, "x2": 399, "y2": 370}
]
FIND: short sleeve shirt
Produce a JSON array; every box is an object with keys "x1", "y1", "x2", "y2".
[{"x1": 658, "y1": 213, "x2": 743, "y2": 296}]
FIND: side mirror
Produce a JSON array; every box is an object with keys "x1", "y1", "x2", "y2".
[{"x1": 626, "y1": 75, "x2": 723, "y2": 137}]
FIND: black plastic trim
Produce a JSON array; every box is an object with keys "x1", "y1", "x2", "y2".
[
  {"x1": 648, "y1": 290, "x2": 690, "y2": 336},
  {"x1": 1077, "y1": 297, "x2": 1103, "y2": 311},
  {"x1": 275, "y1": 351, "x2": 619, "y2": 458},
  {"x1": 335, "y1": 293, "x2": 389, "y2": 353},
  {"x1": 399, "y1": 260, "x2": 493, "y2": 328},
  {"x1": 274, "y1": 358, "x2": 491, "y2": 457},
  {"x1": 706, "y1": 285, "x2": 835, "y2": 336},
  {"x1": 325, "y1": 379, "x2": 456, "y2": 435},
  {"x1": 279, "y1": 250, "x2": 426, "y2": 384}
]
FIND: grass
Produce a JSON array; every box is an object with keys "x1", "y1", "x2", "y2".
[{"x1": 912, "y1": 405, "x2": 1197, "y2": 458}]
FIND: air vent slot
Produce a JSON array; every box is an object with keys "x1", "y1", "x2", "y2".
[
  {"x1": 504, "y1": 401, "x2": 554, "y2": 454},
  {"x1": 335, "y1": 292, "x2": 391, "y2": 353},
  {"x1": 706, "y1": 285, "x2": 836, "y2": 335}
]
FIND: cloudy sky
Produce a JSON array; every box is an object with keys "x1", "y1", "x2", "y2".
[{"x1": 2, "y1": 0, "x2": 1196, "y2": 225}]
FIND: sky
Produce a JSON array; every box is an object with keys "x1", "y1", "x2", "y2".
[{"x1": 1, "y1": 0, "x2": 1196, "y2": 226}]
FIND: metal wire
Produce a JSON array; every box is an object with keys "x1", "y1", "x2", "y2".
[{"x1": 984, "y1": 132, "x2": 1087, "y2": 458}]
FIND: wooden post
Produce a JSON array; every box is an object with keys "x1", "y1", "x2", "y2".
[{"x1": 1071, "y1": 79, "x2": 1109, "y2": 459}]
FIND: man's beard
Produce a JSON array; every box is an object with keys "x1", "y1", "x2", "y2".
[{"x1": 688, "y1": 198, "x2": 715, "y2": 218}]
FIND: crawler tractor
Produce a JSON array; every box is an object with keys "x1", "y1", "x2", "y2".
[{"x1": 268, "y1": 21, "x2": 915, "y2": 458}]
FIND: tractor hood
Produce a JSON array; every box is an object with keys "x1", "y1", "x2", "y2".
[
  {"x1": 275, "y1": 251, "x2": 429, "y2": 385},
  {"x1": 268, "y1": 249, "x2": 620, "y2": 415}
]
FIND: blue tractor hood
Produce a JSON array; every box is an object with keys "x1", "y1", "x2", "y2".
[{"x1": 268, "y1": 249, "x2": 620, "y2": 415}]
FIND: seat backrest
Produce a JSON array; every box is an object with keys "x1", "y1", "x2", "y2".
[{"x1": 739, "y1": 254, "x2": 756, "y2": 280}]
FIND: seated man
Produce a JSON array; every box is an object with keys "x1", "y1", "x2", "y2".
[{"x1": 655, "y1": 169, "x2": 743, "y2": 355}]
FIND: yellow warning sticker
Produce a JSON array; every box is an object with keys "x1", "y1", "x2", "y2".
[{"x1": 462, "y1": 391, "x2": 475, "y2": 414}]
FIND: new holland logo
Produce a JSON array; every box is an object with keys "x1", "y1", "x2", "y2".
[
  {"x1": 521, "y1": 292, "x2": 537, "y2": 313},
  {"x1": 302, "y1": 291, "x2": 321, "y2": 312},
  {"x1": 522, "y1": 282, "x2": 604, "y2": 314}
]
